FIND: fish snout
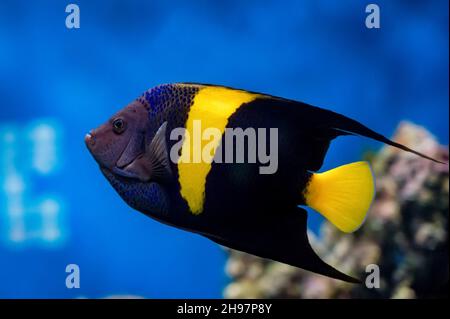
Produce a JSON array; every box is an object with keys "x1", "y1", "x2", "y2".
[{"x1": 84, "y1": 130, "x2": 96, "y2": 148}]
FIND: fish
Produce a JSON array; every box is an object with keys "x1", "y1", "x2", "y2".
[{"x1": 85, "y1": 83, "x2": 443, "y2": 283}]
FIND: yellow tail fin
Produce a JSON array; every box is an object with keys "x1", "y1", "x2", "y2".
[{"x1": 304, "y1": 161, "x2": 375, "y2": 233}]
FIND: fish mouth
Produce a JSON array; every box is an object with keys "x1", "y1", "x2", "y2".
[{"x1": 84, "y1": 130, "x2": 95, "y2": 148}]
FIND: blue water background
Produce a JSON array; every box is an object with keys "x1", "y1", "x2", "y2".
[{"x1": 0, "y1": 0, "x2": 448, "y2": 298}]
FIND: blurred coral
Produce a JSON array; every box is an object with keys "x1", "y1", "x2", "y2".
[{"x1": 223, "y1": 122, "x2": 448, "y2": 299}]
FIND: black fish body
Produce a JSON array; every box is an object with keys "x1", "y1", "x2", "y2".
[
  {"x1": 108, "y1": 85, "x2": 328, "y2": 234},
  {"x1": 86, "y1": 83, "x2": 442, "y2": 283}
]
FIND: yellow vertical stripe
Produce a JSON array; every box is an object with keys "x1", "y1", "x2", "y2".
[{"x1": 178, "y1": 86, "x2": 260, "y2": 215}]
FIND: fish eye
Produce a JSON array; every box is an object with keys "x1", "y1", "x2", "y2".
[{"x1": 112, "y1": 118, "x2": 126, "y2": 134}]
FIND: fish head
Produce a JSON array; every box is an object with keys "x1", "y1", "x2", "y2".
[
  {"x1": 85, "y1": 100, "x2": 149, "y2": 175},
  {"x1": 85, "y1": 99, "x2": 170, "y2": 217}
]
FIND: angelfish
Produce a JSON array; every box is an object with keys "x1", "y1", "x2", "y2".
[{"x1": 85, "y1": 83, "x2": 442, "y2": 282}]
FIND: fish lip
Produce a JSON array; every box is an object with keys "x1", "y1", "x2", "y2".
[
  {"x1": 84, "y1": 133, "x2": 92, "y2": 145},
  {"x1": 84, "y1": 130, "x2": 95, "y2": 147}
]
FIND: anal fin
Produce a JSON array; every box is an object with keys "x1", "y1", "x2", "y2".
[{"x1": 204, "y1": 207, "x2": 361, "y2": 283}]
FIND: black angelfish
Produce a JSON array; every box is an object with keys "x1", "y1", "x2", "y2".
[{"x1": 85, "y1": 83, "x2": 442, "y2": 283}]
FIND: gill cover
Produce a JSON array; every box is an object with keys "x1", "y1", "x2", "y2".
[{"x1": 118, "y1": 121, "x2": 172, "y2": 182}]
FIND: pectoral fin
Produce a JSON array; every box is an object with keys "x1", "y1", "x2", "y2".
[{"x1": 122, "y1": 121, "x2": 172, "y2": 182}]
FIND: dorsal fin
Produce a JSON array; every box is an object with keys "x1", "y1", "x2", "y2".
[
  {"x1": 180, "y1": 83, "x2": 445, "y2": 164},
  {"x1": 289, "y1": 99, "x2": 445, "y2": 164}
]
